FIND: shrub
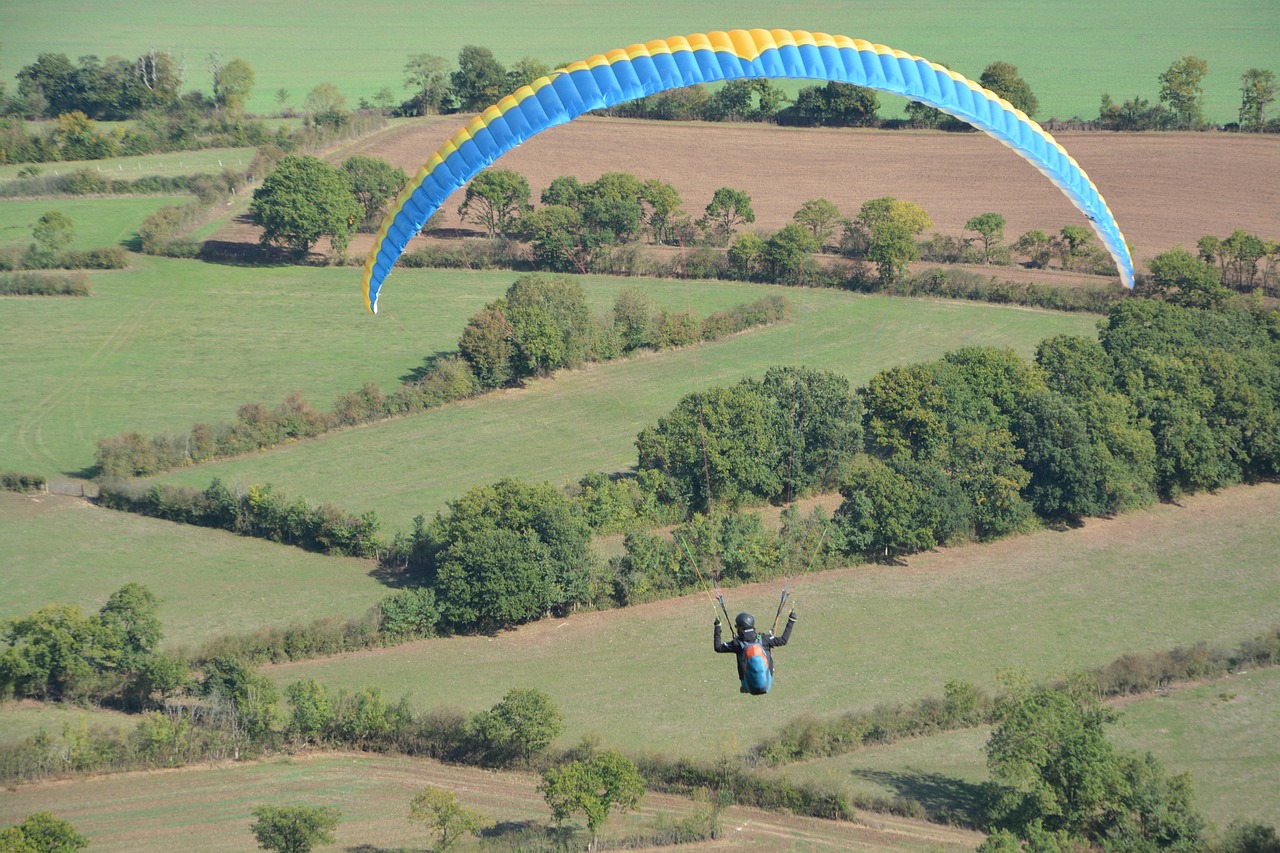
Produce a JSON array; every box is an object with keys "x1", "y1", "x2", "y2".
[{"x1": 1, "y1": 471, "x2": 46, "y2": 492}]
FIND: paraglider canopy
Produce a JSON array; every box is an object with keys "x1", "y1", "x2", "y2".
[{"x1": 363, "y1": 28, "x2": 1134, "y2": 313}]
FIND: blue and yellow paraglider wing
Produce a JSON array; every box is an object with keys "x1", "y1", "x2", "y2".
[{"x1": 363, "y1": 29, "x2": 1134, "y2": 313}]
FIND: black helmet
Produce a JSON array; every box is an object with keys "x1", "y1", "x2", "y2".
[{"x1": 734, "y1": 612, "x2": 755, "y2": 632}]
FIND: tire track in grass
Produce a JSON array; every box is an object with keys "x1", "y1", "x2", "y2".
[{"x1": 13, "y1": 284, "x2": 155, "y2": 471}]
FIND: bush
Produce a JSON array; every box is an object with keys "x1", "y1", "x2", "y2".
[
  {"x1": 1, "y1": 471, "x2": 46, "y2": 492},
  {"x1": 0, "y1": 271, "x2": 91, "y2": 296}
]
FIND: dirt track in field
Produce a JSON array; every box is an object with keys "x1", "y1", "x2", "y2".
[{"x1": 305, "y1": 116, "x2": 1280, "y2": 267}]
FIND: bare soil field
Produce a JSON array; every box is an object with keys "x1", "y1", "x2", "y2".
[{"x1": 309, "y1": 117, "x2": 1280, "y2": 269}]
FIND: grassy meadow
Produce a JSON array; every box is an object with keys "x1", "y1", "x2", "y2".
[
  {"x1": 266, "y1": 483, "x2": 1280, "y2": 761},
  {"x1": 0, "y1": 148, "x2": 256, "y2": 182},
  {"x1": 771, "y1": 666, "x2": 1280, "y2": 830},
  {"x1": 3, "y1": 0, "x2": 1276, "y2": 122},
  {"x1": 154, "y1": 289, "x2": 1097, "y2": 532},
  {"x1": 0, "y1": 197, "x2": 186, "y2": 252},
  {"x1": 0, "y1": 491, "x2": 388, "y2": 649}
]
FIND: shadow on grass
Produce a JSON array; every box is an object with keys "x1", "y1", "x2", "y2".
[
  {"x1": 852, "y1": 767, "x2": 988, "y2": 825},
  {"x1": 400, "y1": 350, "x2": 458, "y2": 384}
]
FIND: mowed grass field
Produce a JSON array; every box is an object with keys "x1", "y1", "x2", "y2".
[
  {"x1": 3, "y1": 0, "x2": 1276, "y2": 122},
  {"x1": 773, "y1": 667, "x2": 1280, "y2": 829},
  {"x1": 266, "y1": 483, "x2": 1280, "y2": 763},
  {"x1": 0, "y1": 491, "x2": 388, "y2": 649},
  {"x1": 0, "y1": 197, "x2": 186, "y2": 252},
  {"x1": 155, "y1": 290, "x2": 1097, "y2": 532},
  {"x1": 2, "y1": 258, "x2": 726, "y2": 477}
]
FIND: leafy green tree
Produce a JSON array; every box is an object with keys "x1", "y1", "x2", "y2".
[
  {"x1": 408, "y1": 786, "x2": 492, "y2": 851},
  {"x1": 540, "y1": 752, "x2": 646, "y2": 847},
  {"x1": 1142, "y1": 247, "x2": 1230, "y2": 310},
  {"x1": 458, "y1": 168, "x2": 531, "y2": 237},
  {"x1": 699, "y1": 187, "x2": 755, "y2": 245},
  {"x1": 403, "y1": 53, "x2": 452, "y2": 115},
  {"x1": 378, "y1": 587, "x2": 440, "y2": 638},
  {"x1": 764, "y1": 222, "x2": 820, "y2": 282},
  {"x1": 636, "y1": 382, "x2": 784, "y2": 510},
  {"x1": 792, "y1": 198, "x2": 842, "y2": 248},
  {"x1": 457, "y1": 302, "x2": 515, "y2": 389},
  {"x1": 855, "y1": 197, "x2": 931, "y2": 285},
  {"x1": 761, "y1": 365, "x2": 864, "y2": 496},
  {"x1": 1056, "y1": 224, "x2": 1093, "y2": 270},
  {"x1": 212, "y1": 57, "x2": 255, "y2": 115},
  {"x1": 97, "y1": 582, "x2": 161, "y2": 669},
  {"x1": 1, "y1": 812, "x2": 88, "y2": 852},
  {"x1": 284, "y1": 679, "x2": 335, "y2": 743},
  {"x1": 507, "y1": 56, "x2": 552, "y2": 90},
  {"x1": 835, "y1": 455, "x2": 962, "y2": 561},
  {"x1": 128, "y1": 652, "x2": 189, "y2": 709},
  {"x1": 517, "y1": 204, "x2": 604, "y2": 273},
  {"x1": 504, "y1": 273, "x2": 593, "y2": 376},
  {"x1": 612, "y1": 287, "x2": 653, "y2": 351},
  {"x1": 303, "y1": 82, "x2": 347, "y2": 126},
  {"x1": 0, "y1": 604, "x2": 99, "y2": 700},
  {"x1": 1013, "y1": 229, "x2": 1053, "y2": 269},
  {"x1": 1158, "y1": 56, "x2": 1209, "y2": 128},
  {"x1": 430, "y1": 479, "x2": 593, "y2": 631},
  {"x1": 581, "y1": 171, "x2": 646, "y2": 242},
  {"x1": 979, "y1": 61, "x2": 1039, "y2": 117},
  {"x1": 249, "y1": 805, "x2": 340, "y2": 853},
  {"x1": 1014, "y1": 390, "x2": 1104, "y2": 520},
  {"x1": 1238, "y1": 68, "x2": 1278, "y2": 131},
  {"x1": 469, "y1": 687, "x2": 564, "y2": 766},
  {"x1": 965, "y1": 212, "x2": 1006, "y2": 263},
  {"x1": 342, "y1": 155, "x2": 407, "y2": 230},
  {"x1": 905, "y1": 98, "x2": 947, "y2": 128},
  {"x1": 640, "y1": 178, "x2": 684, "y2": 245},
  {"x1": 727, "y1": 231, "x2": 766, "y2": 280},
  {"x1": 31, "y1": 210, "x2": 74, "y2": 256},
  {"x1": 201, "y1": 656, "x2": 279, "y2": 741},
  {"x1": 986, "y1": 674, "x2": 1124, "y2": 837},
  {"x1": 451, "y1": 45, "x2": 507, "y2": 111},
  {"x1": 786, "y1": 81, "x2": 879, "y2": 126},
  {"x1": 250, "y1": 155, "x2": 361, "y2": 257}
]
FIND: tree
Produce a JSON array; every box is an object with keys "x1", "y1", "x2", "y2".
[
  {"x1": 1238, "y1": 68, "x2": 1278, "y2": 131},
  {"x1": 212, "y1": 57, "x2": 254, "y2": 115},
  {"x1": 1, "y1": 812, "x2": 89, "y2": 853},
  {"x1": 640, "y1": 178, "x2": 684, "y2": 245},
  {"x1": 1158, "y1": 56, "x2": 1209, "y2": 128},
  {"x1": 451, "y1": 45, "x2": 506, "y2": 111},
  {"x1": 457, "y1": 302, "x2": 516, "y2": 389},
  {"x1": 507, "y1": 56, "x2": 551, "y2": 90},
  {"x1": 408, "y1": 786, "x2": 492, "y2": 851},
  {"x1": 403, "y1": 53, "x2": 451, "y2": 115},
  {"x1": 1013, "y1": 229, "x2": 1053, "y2": 269},
  {"x1": 764, "y1": 222, "x2": 820, "y2": 282},
  {"x1": 1056, "y1": 224, "x2": 1092, "y2": 270},
  {"x1": 430, "y1": 478, "x2": 593, "y2": 631},
  {"x1": 458, "y1": 168, "x2": 531, "y2": 237},
  {"x1": 97, "y1": 582, "x2": 161, "y2": 669},
  {"x1": 855, "y1": 197, "x2": 931, "y2": 285},
  {"x1": 250, "y1": 155, "x2": 361, "y2": 257},
  {"x1": 469, "y1": 687, "x2": 564, "y2": 766},
  {"x1": 303, "y1": 82, "x2": 346, "y2": 126},
  {"x1": 727, "y1": 231, "x2": 766, "y2": 280},
  {"x1": 30, "y1": 210, "x2": 74, "y2": 260},
  {"x1": 284, "y1": 679, "x2": 335, "y2": 743},
  {"x1": 540, "y1": 752, "x2": 646, "y2": 850},
  {"x1": 0, "y1": 603, "x2": 100, "y2": 700},
  {"x1": 342, "y1": 155, "x2": 407, "y2": 230},
  {"x1": 1142, "y1": 247, "x2": 1230, "y2": 310},
  {"x1": 249, "y1": 805, "x2": 340, "y2": 853},
  {"x1": 792, "y1": 198, "x2": 842, "y2": 248},
  {"x1": 612, "y1": 287, "x2": 653, "y2": 351},
  {"x1": 964, "y1": 212, "x2": 1005, "y2": 263},
  {"x1": 784, "y1": 81, "x2": 879, "y2": 126},
  {"x1": 979, "y1": 61, "x2": 1038, "y2": 117},
  {"x1": 699, "y1": 187, "x2": 755, "y2": 245},
  {"x1": 504, "y1": 273, "x2": 593, "y2": 376}
]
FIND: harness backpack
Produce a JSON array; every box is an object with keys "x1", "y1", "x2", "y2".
[{"x1": 741, "y1": 640, "x2": 772, "y2": 695}]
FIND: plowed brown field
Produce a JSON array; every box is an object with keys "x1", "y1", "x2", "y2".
[{"x1": 298, "y1": 116, "x2": 1280, "y2": 267}]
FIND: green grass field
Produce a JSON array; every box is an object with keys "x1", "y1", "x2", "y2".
[
  {"x1": 0, "y1": 701, "x2": 134, "y2": 746},
  {"x1": 155, "y1": 290, "x2": 1095, "y2": 532},
  {"x1": 266, "y1": 483, "x2": 1280, "y2": 762},
  {"x1": 0, "y1": 258, "x2": 541, "y2": 477},
  {"x1": 770, "y1": 666, "x2": 1280, "y2": 830},
  {"x1": 0, "y1": 197, "x2": 186, "y2": 252},
  {"x1": 0, "y1": 148, "x2": 257, "y2": 182},
  {"x1": 0, "y1": 491, "x2": 388, "y2": 649},
  {"x1": 3, "y1": 1, "x2": 1275, "y2": 122}
]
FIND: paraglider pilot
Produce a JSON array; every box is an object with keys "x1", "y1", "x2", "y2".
[{"x1": 714, "y1": 611, "x2": 796, "y2": 695}]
